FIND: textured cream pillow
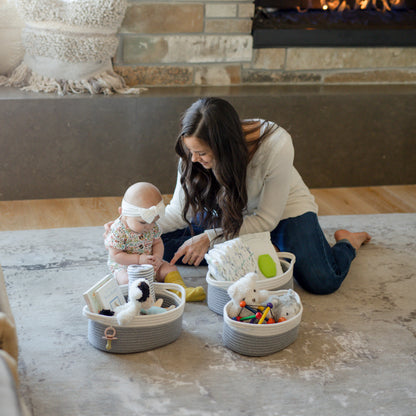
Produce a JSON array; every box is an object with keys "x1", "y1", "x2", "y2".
[
  {"x1": 0, "y1": 0, "x2": 143, "y2": 95},
  {"x1": 0, "y1": 0, "x2": 25, "y2": 76}
]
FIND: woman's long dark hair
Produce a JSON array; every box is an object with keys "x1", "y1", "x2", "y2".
[{"x1": 175, "y1": 97, "x2": 274, "y2": 240}]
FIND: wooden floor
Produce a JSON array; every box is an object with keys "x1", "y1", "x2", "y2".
[{"x1": 0, "y1": 185, "x2": 415, "y2": 231}]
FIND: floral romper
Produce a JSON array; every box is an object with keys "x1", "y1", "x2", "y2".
[{"x1": 105, "y1": 217, "x2": 162, "y2": 274}]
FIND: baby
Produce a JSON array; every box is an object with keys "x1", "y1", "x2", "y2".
[{"x1": 104, "y1": 182, "x2": 205, "y2": 302}]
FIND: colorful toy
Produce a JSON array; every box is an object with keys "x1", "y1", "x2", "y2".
[
  {"x1": 239, "y1": 300, "x2": 259, "y2": 315},
  {"x1": 257, "y1": 303, "x2": 273, "y2": 324},
  {"x1": 227, "y1": 273, "x2": 301, "y2": 325},
  {"x1": 233, "y1": 312, "x2": 262, "y2": 322}
]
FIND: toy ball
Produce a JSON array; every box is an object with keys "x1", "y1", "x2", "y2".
[{"x1": 277, "y1": 317, "x2": 286, "y2": 323}]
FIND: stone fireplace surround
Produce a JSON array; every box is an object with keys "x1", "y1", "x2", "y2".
[
  {"x1": 113, "y1": 0, "x2": 416, "y2": 88},
  {"x1": 1, "y1": 1, "x2": 415, "y2": 201}
]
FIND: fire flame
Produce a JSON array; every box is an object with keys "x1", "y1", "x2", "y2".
[{"x1": 319, "y1": 0, "x2": 404, "y2": 12}]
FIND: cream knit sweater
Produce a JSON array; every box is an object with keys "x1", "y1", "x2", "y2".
[{"x1": 158, "y1": 122, "x2": 318, "y2": 244}]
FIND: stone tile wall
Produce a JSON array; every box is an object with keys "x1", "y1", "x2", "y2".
[{"x1": 114, "y1": 0, "x2": 416, "y2": 87}]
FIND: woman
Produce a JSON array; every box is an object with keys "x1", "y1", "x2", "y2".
[{"x1": 157, "y1": 97, "x2": 371, "y2": 295}]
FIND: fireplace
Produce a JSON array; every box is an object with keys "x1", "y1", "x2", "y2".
[{"x1": 252, "y1": 0, "x2": 416, "y2": 47}]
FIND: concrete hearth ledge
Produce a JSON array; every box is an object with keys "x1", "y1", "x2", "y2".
[
  {"x1": 1, "y1": 84, "x2": 415, "y2": 201},
  {"x1": 1, "y1": 83, "x2": 416, "y2": 99}
]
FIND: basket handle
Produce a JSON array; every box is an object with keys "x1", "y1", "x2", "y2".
[
  {"x1": 153, "y1": 282, "x2": 186, "y2": 300},
  {"x1": 277, "y1": 251, "x2": 296, "y2": 265}
]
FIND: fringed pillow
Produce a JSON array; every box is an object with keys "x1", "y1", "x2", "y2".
[
  {"x1": 0, "y1": 0, "x2": 144, "y2": 95},
  {"x1": 0, "y1": 0, "x2": 25, "y2": 76}
]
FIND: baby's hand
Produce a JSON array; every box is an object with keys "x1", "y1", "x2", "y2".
[
  {"x1": 139, "y1": 254, "x2": 152, "y2": 265},
  {"x1": 151, "y1": 256, "x2": 163, "y2": 272},
  {"x1": 140, "y1": 255, "x2": 162, "y2": 271}
]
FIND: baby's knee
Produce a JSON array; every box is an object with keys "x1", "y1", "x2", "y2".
[
  {"x1": 115, "y1": 269, "x2": 128, "y2": 285},
  {"x1": 156, "y1": 261, "x2": 177, "y2": 281}
]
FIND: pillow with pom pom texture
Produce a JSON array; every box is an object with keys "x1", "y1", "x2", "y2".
[
  {"x1": 0, "y1": 0, "x2": 25, "y2": 76},
  {"x1": 0, "y1": 0, "x2": 144, "y2": 95}
]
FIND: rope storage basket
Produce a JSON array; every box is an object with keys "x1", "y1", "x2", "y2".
[
  {"x1": 206, "y1": 252, "x2": 295, "y2": 315},
  {"x1": 83, "y1": 282, "x2": 186, "y2": 353},
  {"x1": 222, "y1": 289, "x2": 303, "y2": 357}
]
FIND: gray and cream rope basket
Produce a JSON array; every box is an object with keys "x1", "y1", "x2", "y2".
[
  {"x1": 222, "y1": 289, "x2": 303, "y2": 357},
  {"x1": 206, "y1": 252, "x2": 296, "y2": 316},
  {"x1": 83, "y1": 282, "x2": 185, "y2": 353}
]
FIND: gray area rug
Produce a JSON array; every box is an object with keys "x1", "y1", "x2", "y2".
[{"x1": 1, "y1": 214, "x2": 415, "y2": 416}]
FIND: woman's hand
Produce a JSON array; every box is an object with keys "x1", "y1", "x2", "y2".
[{"x1": 170, "y1": 233, "x2": 210, "y2": 266}]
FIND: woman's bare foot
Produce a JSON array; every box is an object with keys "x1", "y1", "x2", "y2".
[{"x1": 334, "y1": 229, "x2": 372, "y2": 250}]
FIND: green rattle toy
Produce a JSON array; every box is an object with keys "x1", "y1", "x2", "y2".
[{"x1": 258, "y1": 254, "x2": 277, "y2": 278}]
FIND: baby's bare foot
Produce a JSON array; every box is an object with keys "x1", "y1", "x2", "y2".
[{"x1": 334, "y1": 229, "x2": 372, "y2": 250}]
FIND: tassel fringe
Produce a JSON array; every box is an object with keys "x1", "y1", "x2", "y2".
[{"x1": 0, "y1": 63, "x2": 146, "y2": 96}]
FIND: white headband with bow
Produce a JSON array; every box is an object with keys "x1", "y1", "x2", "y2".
[{"x1": 121, "y1": 199, "x2": 165, "y2": 224}]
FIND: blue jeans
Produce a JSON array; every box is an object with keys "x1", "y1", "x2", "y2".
[
  {"x1": 270, "y1": 212, "x2": 356, "y2": 294},
  {"x1": 161, "y1": 212, "x2": 356, "y2": 295},
  {"x1": 162, "y1": 222, "x2": 209, "y2": 267}
]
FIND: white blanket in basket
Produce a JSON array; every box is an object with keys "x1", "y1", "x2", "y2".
[{"x1": 205, "y1": 232, "x2": 283, "y2": 281}]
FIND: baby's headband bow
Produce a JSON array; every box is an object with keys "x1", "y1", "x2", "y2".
[{"x1": 121, "y1": 199, "x2": 165, "y2": 224}]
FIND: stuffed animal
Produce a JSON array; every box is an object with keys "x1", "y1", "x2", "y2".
[
  {"x1": 265, "y1": 289, "x2": 300, "y2": 322},
  {"x1": 114, "y1": 278, "x2": 174, "y2": 324},
  {"x1": 141, "y1": 298, "x2": 175, "y2": 315},
  {"x1": 114, "y1": 278, "x2": 153, "y2": 325},
  {"x1": 277, "y1": 289, "x2": 301, "y2": 320},
  {"x1": 227, "y1": 272, "x2": 269, "y2": 318}
]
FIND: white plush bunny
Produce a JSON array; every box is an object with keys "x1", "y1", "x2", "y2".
[{"x1": 227, "y1": 273, "x2": 269, "y2": 318}]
